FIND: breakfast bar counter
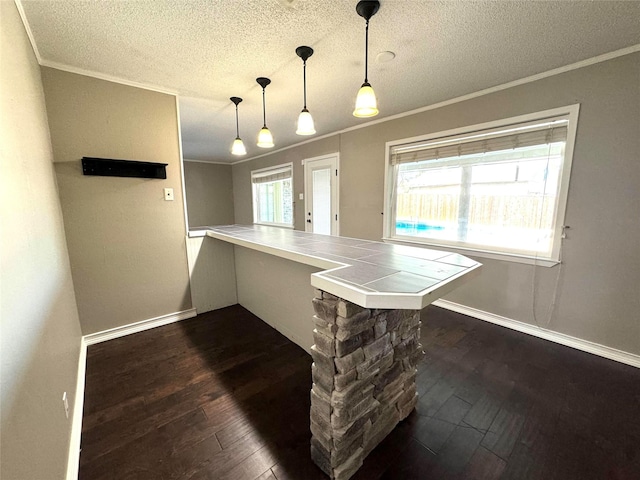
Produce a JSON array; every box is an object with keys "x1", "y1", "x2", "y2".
[
  {"x1": 190, "y1": 225, "x2": 481, "y2": 479},
  {"x1": 194, "y1": 224, "x2": 481, "y2": 309}
]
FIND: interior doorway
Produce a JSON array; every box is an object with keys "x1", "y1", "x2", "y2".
[{"x1": 303, "y1": 153, "x2": 339, "y2": 235}]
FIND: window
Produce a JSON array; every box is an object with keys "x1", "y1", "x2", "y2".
[
  {"x1": 251, "y1": 163, "x2": 294, "y2": 228},
  {"x1": 384, "y1": 106, "x2": 579, "y2": 264}
]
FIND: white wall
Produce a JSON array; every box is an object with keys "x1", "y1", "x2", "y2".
[{"x1": 1, "y1": 3, "x2": 83, "y2": 478}]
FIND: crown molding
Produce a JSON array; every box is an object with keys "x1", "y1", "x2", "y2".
[
  {"x1": 14, "y1": 0, "x2": 41, "y2": 63},
  {"x1": 39, "y1": 59, "x2": 178, "y2": 96},
  {"x1": 231, "y1": 44, "x2": 640, "y2": 166},
  {"x1": 183, "y1": 158, "x2": 233, "y2": 165}
]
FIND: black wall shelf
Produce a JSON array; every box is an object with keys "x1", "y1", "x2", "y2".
[{"x1": 81, "y1": 157, "x2": 168, "y2": 179}]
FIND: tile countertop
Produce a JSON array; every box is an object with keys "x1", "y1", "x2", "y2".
[{"x1": 191, "y1": 225, "x2": 482, "y2": 310}]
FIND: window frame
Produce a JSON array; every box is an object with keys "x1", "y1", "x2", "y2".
[
  {"x1": 251, "y1": 162, "x2": 295, "y2": 229},
  {"x1": 383, "y1": 105, "x2": 580, "y2": 266}
]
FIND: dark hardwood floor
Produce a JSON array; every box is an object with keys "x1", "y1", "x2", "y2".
[{"x1": 79, "y1": 304, "x2": 640, "y2": 479}]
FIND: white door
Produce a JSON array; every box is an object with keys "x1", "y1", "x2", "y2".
[{"x1": 304, "y1": 153, "x2": 339, "y2": 235}]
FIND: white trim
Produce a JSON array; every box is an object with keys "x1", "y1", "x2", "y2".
[
  {"x1": 251, "y1": 162, "x2": 295, "y2": 228},
  {"x1": 254, "y1": 222, "x2": 294, "y2": 229},
  {"x1": 65, "y1": 339, "x2": 87, "y2": 480},
  {"x1": 231, "y1": 45, "x2": 640, "y2": 166},
  {"x1": 40, "y1": 59, "x2": 178, "y2": 96},
  {"x1": 433, "y1": 299, "x2": 640, "y2": 369},
  {"x1": 301, "y1": 153, "x2": 340, "y2": 164},
  {"x1": 383, "y1": 104, "x2": 580, "y2": 265},
  {"x1": 16, "y1": 0, "x2": 177, "y2": 95},
  {"x1": 176, "y1": 98, "x2": 191, "y2": 239},
  {"x1": 175, "y1": 99, "x2": 198, "y2": 309},
  {"x1": 66, "y1": 307, "x2": 198, "y2": 476},
  {"x1": 383, "y1": 237, "x2": 560, "y2": 268},
  {"x1": 303, "y1": 152, "x2": 340, "y2": 236},
  {"x1": 188, "y1": 229, "x2": 208, "y2": 238},
  {"x1": 83, "y1": 308, "x2": 197, "y2": 345},
  {"x1": 336, "y1": 153, "x2": 341, "y2": 236},
  {"x1": 232, "y1": 135, "x2": 344, "y2": 165},
  {"x1": 14, "y1": 0, "x2": 42, "y2": 62},
  {"x1": 183, "y1": 158, "x2": 233, "y2": 165}
]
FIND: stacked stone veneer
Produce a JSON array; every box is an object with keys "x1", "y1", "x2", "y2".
[{"x1": 309, "y1": 289, "x2": 424, "y2": 480}]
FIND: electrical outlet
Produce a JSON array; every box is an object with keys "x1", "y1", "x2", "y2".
[
  {"x1": 163, "y1": 188, "x2": 174, "y2": 201},
  {"x1": 62, "y1": 392, "x2": 69, "y2": 419}
]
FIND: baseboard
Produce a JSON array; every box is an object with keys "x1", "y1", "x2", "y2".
[
  {"x1": 66, "y1": 338, "x2": 87, "y2": 480},
  {"x1": 83, "y1": 308, "x2": 198, "y2": 345},
  {"x1": 66, "y1": 308, "x2": 198, "y2": 477},
  {"x1": 432, "y1": 299, "x2": 640, "y2": 369}
]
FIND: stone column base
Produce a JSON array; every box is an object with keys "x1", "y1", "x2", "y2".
[{"x1": 309, "y1": 290, "x2": 424, "y2": 480}]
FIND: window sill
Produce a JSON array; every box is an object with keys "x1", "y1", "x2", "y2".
[
  {"x1": 382, "y1": 237, "x2": 560, "y2": 267},
  {"x1": 254, "y1": 222, "x2": 294, "y2": 229}
]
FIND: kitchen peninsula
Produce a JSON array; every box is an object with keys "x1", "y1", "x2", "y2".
[{"x1": 189, "y1": 225, "x2": 481, "y2": 479}]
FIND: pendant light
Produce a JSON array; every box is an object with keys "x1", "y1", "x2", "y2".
[
  {"x1": 229, "y1": 97, "x2": 247, "y2": 156},
  {"x1": 295, "y1": 46, "x2": 316, "y2": 135},
  {"x1": 256, "y1": 77, "x2": 274, "y2": 148},
  {"x1": 353, "y1": 0, "x2": 380, "y2": 118}
]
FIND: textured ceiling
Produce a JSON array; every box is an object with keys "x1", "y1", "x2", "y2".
[{"x1": 19, "y1": 0, "x2": 640, "y2": 164}]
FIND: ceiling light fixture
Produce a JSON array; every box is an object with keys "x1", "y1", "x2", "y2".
[
  {"x1": 353, "y1": 0, "x2": 380, "y2": 118},
  {"x1": 256, "y1": 77, "x2": 274, "y2": 148},
  {"x1": 295, "y1": 46, "x2": 316, "y2": 136},
  {"x1": 230, "y1": 97, "x2": 247, "y2": 156}
]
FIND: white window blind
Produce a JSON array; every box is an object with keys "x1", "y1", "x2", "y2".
[
  {"x1": 391, "y1": 119, "x2": 568, "y2": 166},
  {"x1": 251, "y1": 166, "x2": 292, "y2": 184}
]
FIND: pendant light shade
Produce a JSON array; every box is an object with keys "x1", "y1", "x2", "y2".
[
  {"x1": 354, "y1": 82, "x2": 378, "y2": 117},
  {"x1": 229, "y1": 97, "x2": 247, "y2": 156},
  {"x1": 256, "y1": 77, "x2": 274, "y2": 148},
  {"x1": 297, "y1": 109, "x2": 315, "y2": 135},
  {"x1": 353, "y1": 1, "x2": 380, "y2": 118},
  {"x1": 231, "y1": 137, "x2": 246, "y2": 156},
  {"x1": 257, "y1": 127, "x2": 274, "y2": 148},
  {"x1": 295, "y1": 46, "x2": 316, "y2": 135}
]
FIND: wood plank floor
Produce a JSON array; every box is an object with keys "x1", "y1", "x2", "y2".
[{"x1": 79, "y1": 304, "x2": 640, "y2": 479}]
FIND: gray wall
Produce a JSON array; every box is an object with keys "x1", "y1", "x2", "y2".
[
  {"x1": 235, "y1": 246, "x2": 318, "y2": 352},
  {"x1": 186, "y1": 236, "x2": 238, "y2": 313},
  {"x1": 184, "y1": 161, "x2": 235, "y2": 227},
  {"x1": 232, "y1": 53, "x2": 640, "y2": 357},
  {"x1": 0, "y1": 3, "x2": 83, "y2": 478},
  {"x1": 41, "y1": 68, "x2": 192, "y2": 335},
  {"x1": 233, "y1": 136, "x2": 340, "y2": 229}
]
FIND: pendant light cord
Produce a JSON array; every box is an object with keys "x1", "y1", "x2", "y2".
[
  {"x1": 303, "y1": 61, "x2": 308, "y2": 109},
  {"x1": 235, "y1": 105, "x2": 240, "y2": 137},
  {"x1": 262, "y1": 88, "x2": 267, "y2": 128},
  {"x1": 364, "y1": 19, "x2": 370, "y2": 83}
]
